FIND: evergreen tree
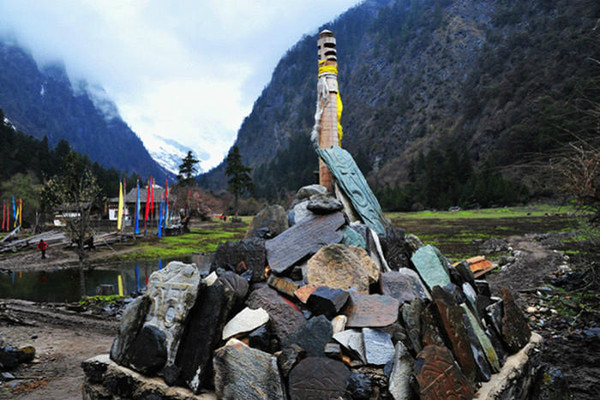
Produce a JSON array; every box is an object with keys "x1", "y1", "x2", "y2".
[
  {"x1": 177, "y1": 151, "x2": 199, "y2": 186},
  {"x1": 225, "y1": 146, "x2": 253, "y2": 216}
]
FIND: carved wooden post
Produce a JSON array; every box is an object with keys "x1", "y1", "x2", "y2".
[{"x1": 317, "y1": 30, "x2": 340, "y2": 192}]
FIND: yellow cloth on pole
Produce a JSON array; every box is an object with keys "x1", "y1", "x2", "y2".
[
  {"x1": 117, "y1": 275, "x2": 124, "y2": 296},
  {"x1": 318, "y1": 63, "x2": 343, "y2": 146},
  {"x1": 117, "y1": 182, "x2": 123, "y2": 230}
]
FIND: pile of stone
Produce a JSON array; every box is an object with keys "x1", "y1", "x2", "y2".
[
  {"x1": 82, "y1": 147, "x2": 535, "y2": 399},
  {"x1": 0, "y1": 341, "x2": 35, "y2": 382}
]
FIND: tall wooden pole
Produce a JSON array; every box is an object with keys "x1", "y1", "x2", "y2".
[{"x1": 317, "y1": 30, "x2": 339, "y2": 192}]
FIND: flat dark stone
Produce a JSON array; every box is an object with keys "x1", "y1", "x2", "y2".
[
  {"x1": 278, "y1": 343, "x2": 306, "y2": 379},
  {"x1": 307, "y1": 193, "x2": 343, "y2": 214},
  {"x1": 381, "y1": 226, "x2": 411, "y2": 270},
  {"x1": 110, "y1": 296, "x2": 150, "y2": 366},
  {"x1": 246, "y1": 286, "x2": 306, "y2": 343},
  {"x1": 414, "y1": 345, "x2": 474, "y2": 400},
  {"x1": 126, "y1": 324, "x2": 167, "y2": 376},
  {"x1": 289, "y1": 357, "x2": 350, "y2": 400},
  {"x1": 284, "y1": 315, "x2": 333, "y2": 357},
  {"x1": 382, "y1": 269, "x2": 431, "y2": 304},
  {"x1": 265, "y1": 212, "x2": 345, "y2": 274},
  {"x1": 401, "y1": 298, "x2": 424, "y2": 354},
  {"x1": 421, "y1": 303, "x2": 445, "y2": 348},
  {"x1": 344, "y1": 293, "x2": 400, "y2": 328},
  {"x1": 175, "y1": 283, "x2": 235, "y2": 393},
  {"x1": 501, "y1": 288, "x2": 531, "y2": 353},
  {"x1": 431, "y1": 286, "x2": 477, "y2": 383},
  {"x1": 307, "y1": 286, "x2": 350, "y2": 319}
]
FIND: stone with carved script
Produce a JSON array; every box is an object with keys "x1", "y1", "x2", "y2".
[
  {"x1": 317, "y1": 146, "x2": 388, "y2": 236},
  {"x1": 288, "y1": 357, "x2": 350, "y2": 400},
  {"x1": 344, "y1": 293, "x2": 399, "y2": 328},
  {"x1": 414, "y1": 345, "x2": 475, "y2": 400},
  {"x1": 266, "y1": 212, "x2": 345, "y2": 274}
]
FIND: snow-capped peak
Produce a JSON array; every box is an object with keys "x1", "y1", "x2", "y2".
[{"x1": 143, "y1": 134, "x2": 205, "y2": 176}]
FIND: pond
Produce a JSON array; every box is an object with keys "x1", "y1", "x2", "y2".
[{"x1": 0, "y1": 253, "x2": 213, "y2": 303}]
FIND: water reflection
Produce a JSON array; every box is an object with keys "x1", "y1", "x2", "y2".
[{"x1": 0, "y1": 255, "x2": 207, "y2": 303}]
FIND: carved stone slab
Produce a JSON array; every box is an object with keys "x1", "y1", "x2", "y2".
[
  {"x1": 143, "y1": 262, "x2": 201, "y2": 372},
  {"x1": 344, "y1": 293, "x2": 399, "y2": 328},
  {"x1": 431, "y1": 286, "x2": 477, "y2": 383},
  {"x1": 288, "y1": 357, "x2": 350, "y2": 400},
  {"x1": 246, "y1": 286, "x2": 306, "y2": 343},
  {"x1": 317, "y1": 146, "x2": 388, "y2": 236},
  {"x1": 265, "y1": 212, "x2": 345, "y2": 274},
  {"x1": 411, "y1": 245, "x2": 451, "y2": 291},
  {"x1": 307, "y1": 244, "x2": 378, "y2": 294},
  {"x1": 414, "y1": 345, "x2": 475, "y2": 400},
  {"x1": 213, "y1": 339, "x2": 285, "y2": 400}
]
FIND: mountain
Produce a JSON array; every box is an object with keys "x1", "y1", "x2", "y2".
[
  {"x1": 199, "y1": 0, "x2": 600, "y2": 205},
  {"x1": 0, "y1": 39, "x2": 169, "y2": 181},
  {"x1": 143, "y1": 134, "x2": 205, "y2": 176}
]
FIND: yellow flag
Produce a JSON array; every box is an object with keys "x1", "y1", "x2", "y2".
[{"x1": 117, "y1": 182, "x2": 124, "y2": 230}]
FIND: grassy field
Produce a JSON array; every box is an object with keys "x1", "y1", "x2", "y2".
[{"x1": 388, "y1": 204, "x2": 580, "y2": 261}]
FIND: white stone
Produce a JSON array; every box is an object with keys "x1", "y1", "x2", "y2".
[
  {"x1": 389, "y1": 341, "x2": 414, "y2": 400},
  {"x1": 333, "y1": 329, "x2": 366, "y2": 363},
  {"x1": 204, "y1": 271, "x2": 218, "y2": 286},
  {"x1": 222, "y1": 307, "x2": 269, "y2": 340},
  {"x1": 331, "y1": 315, "x2": 347, "y2": 334}
]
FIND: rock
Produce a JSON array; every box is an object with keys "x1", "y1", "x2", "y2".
[
  {"x1": 455, "y1": 261, "x2": 475, "y2": 285},
  {"x1": 365, "y1": 226, "x2": 391, "y2": 272},
  {"x1": 501, "y1": 288, "x2": 531, "y2": 353},
  {"x1": 110, "y1": 296, "x2": 151, "y2": 365},
  {"x1": 317, "y1": 146, "x2": 388, "y2": 236},
  {"x1": 288, "y1": 357, "x2": 350, "y2": 400},
  {"x1": 277, "y1": 343, "x2": 306, "y2": 379},
  {"x1": 222, "y1": 307, "x2": 269, "y2": 340},
  {"x1": 267, "y1": 275, "x2": 300, "y2": 297},
  {"x1": 16, "y1": 345, "x2": 35, "y2": 363},
  {"x1": 0, "y1": 346, "x2": 21, "y2": 370},
  {"x1": 410, "y1": 245, "x2": 451, "y2": 291},
  {"x1": 459, "y1": 305, "x2": 493, "y2": 382},
  {"x1": 307, "y1": 193, "x2": 344, "y2": 214},
  {"x1": 381, "y1": 226, "x2": 412, "y2": 271},
  {"x1": 294, "y1": 284, "x2": 319, "y2": 303},
  {"x1": 363, "y1": 328, "x2": 395, "y2": 366},
  {"x1": 266, "y1": 212, "x2": 345, "y2": 274},
  {"x1": 382, "y1": 269, "x2": 431, "y2": 304},
  {"x1": 175, "y1": 282, "x2": 236, "y2": 392},
  {"x1": 342, "y1": 226, "x2": 366, "y2": 248},
  {"x1": 346, "y1": 373, "x2": 373, "y2": 400},
  {"x1": 297, "y1": 184, "x2": 328, "y2": 200},
  {"x1": 248, "y1": 325, "x2": 273, "y2": 353},
  {"x1": 421, "y1": 303, "x2": 445, "y2": 348},
  {"x1": 211, "y1": 238, "x2": 267, "y2": 283},
  {"x1": 401, "y1": 298, "x2": 424, "y2": 354},
  {"x1": 284, "y1": 315, "x2": 333, "y2": 357},
  {"x1": 462, "y1": 304, "x2": 500, "y2": 373},
  {"x1": 531, "y1": 365, "x2": 571, "y2": 400},
  {"x1": 414, "y1": 345, "x2": 474, "y2": 400},
  {"x1": 480, "y1": 238, "x2": 509, "y2": 254},
  {"x1": 213, "y1": 339, "x2": 285, "y2": 400},
  {"x1": 486, "y1": 298, "x2": 504, "y2": 336},
  {"x1": 333, "y1": 329, "x2": 366, "y2": 363},
  {"x1": 245, "y1": 204, "x2": 289, "y2": 239},
  {"x1": 306, "y1": 286, "x2": 350, "y2": 319},
  {"x1": 344, "y1": 293, "x2": 400, "y2": 328},
  {"x1": 405, "y1": 234, "x2": 425, "y2": 253},
  {"x1": 332, "y1": 315, "x2": 348, "y2": 334},
  {"x1": 291, "y1": 200, "x2": 313, "y2": 226},
  {"x1": 389, "y1": 341, "x2": 415, "y2": 400},
  {"x1": 127, "y1": 325, "x2": 168, "y2": 375},
  {"x1": 246, "y1": 286, "x2": 306, "y2": 343},
  {"x1": 431, "y1": 286, "x2": 478, "y2": 383},
  {"x1": 144, "y1": 261, "x2": 201, "y2": 374},
  {"x1": 324, "y1": 343, "x2": 342, "y2": 360},
  {"x1": 81, "y1": 355, "x2": 108, "y2": 384},
  {"x1": 307, "y1": 244, "x2": 378, "y2": 294}
]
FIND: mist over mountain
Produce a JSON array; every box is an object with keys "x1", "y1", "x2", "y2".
[
  {"x1": 0, "y1": 40, "x2": 170, "y2": 181},
  {"x1": 199, "y1": 0, "x2": 600, "y2": 205}
]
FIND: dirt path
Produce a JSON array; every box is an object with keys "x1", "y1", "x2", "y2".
[{"x1": 1, "y1": 301, "x2": 117, "y2": 399}]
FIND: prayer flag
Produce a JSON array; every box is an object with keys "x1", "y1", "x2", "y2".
[
  {"x1": 117, "y1": 181, "x2": 124, "y2": 230},
  {"x1": 158, "y1": 195, "x2": 163, "y2": 237},
  {"x1": 135, "y1": 180, "x2": 140, "y2": 234}
]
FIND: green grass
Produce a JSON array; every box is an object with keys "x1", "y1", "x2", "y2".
[
  {"x1": 117, "y1": 221, "x2": 249, "y2": 260},
  {"x1": 386, "y1": 204, "x2": 576, "y2": 220}
]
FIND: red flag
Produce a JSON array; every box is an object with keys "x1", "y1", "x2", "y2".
[
  {"x1": 144, "y1": 180, "x2": 150, "y2": 221},
  {"x1": 150, "y1": 177, "x2": 155, "y2": 217}
]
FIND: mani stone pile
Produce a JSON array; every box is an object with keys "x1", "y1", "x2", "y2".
[{"x1": 82, "y1": 148, "x2": 534, "y2": 400}]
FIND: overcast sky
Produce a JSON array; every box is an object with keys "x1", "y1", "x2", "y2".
[{"x1": 0, "y1": 0, "x2": 363, "y2": 169}]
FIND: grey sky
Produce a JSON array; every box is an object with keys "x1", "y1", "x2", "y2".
[{"x1": 0, "y1": 0, "x2": 363, "y2": 169}]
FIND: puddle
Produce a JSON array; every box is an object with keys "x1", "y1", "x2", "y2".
[{"x1": 0, "y1": 253, "x2": 212, "y2": 303}]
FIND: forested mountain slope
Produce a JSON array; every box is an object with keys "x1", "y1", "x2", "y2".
[{"x1": 200, "y1": 0, "x2": 600, "y2": 208}]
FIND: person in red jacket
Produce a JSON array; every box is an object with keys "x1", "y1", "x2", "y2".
[{"x1": 37, "y1": 239, "x2": 48, "y2": 259}]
